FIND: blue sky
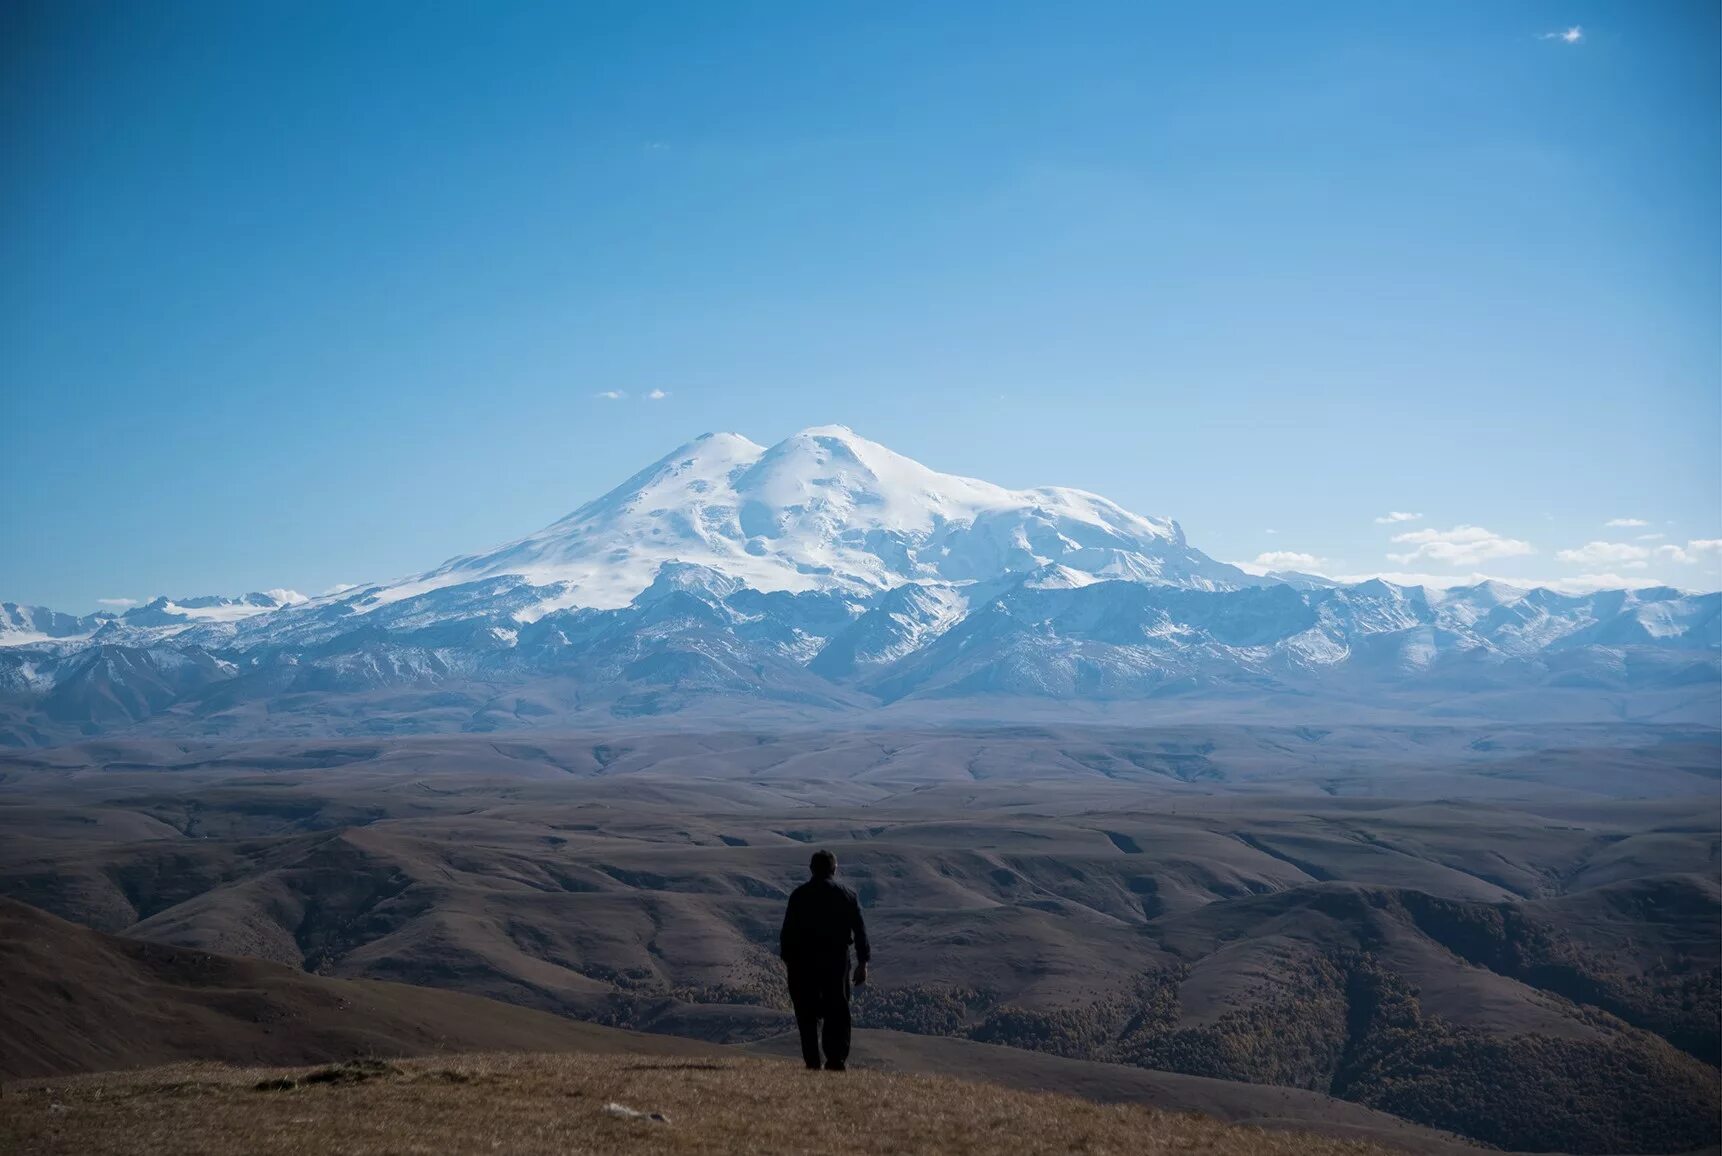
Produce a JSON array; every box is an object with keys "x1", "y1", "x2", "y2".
[{"x1": 3, "y1": 1, "x2": 1718, "y2": 610}]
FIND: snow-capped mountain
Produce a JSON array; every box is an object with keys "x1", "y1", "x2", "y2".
[
  {"x1": 360, "y1": 425, "x2": 1251, "y2": 615},
  {"x1": 0, "y1": 603, "x2": 108, "y2": 648},
  {"x1": 1, "y1": 427, "x2": 1716, "y2": 743},
  {"x1": 0, "y1": 591, "x2": 308, "y2": 653}
]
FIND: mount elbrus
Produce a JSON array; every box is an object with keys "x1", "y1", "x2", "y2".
[{"x1": 2, "y1": 426, "x2": 1716, "y2": 742}]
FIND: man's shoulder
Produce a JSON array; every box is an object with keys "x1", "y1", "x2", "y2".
[{"x1": 791, "y1": 878, "x2": 857, "y2": 901}]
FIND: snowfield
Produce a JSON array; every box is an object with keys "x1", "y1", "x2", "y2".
[{"x1": 375, "y1": 426, "x2": 1242, "y2": 616}]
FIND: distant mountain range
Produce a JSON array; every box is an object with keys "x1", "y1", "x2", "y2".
[{"x1": 3, "y1": 427, "x2": 1717, "y2": 743}]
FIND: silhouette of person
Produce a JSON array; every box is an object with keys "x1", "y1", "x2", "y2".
[{"x1": 779, "y1": 848, "x2": 870, "y2": 1071}]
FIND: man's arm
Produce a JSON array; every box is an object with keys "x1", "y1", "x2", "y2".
[
  {"x1": 850, "y1": 889, "x2": 870, "y2": 970},
  {"x1": 779, "y1": 889, "x2": 800, "y2": 962}
]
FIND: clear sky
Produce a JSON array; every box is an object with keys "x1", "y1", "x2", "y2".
[{"x1": 3, "y1": 1, "x2": 1718, "y2": 611}]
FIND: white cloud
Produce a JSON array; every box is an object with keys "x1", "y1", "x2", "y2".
[
  {"x1": 1253, "y1": 551, "x2": 1324, "y2": 571},
  {"x1": 1552, "y1": 572, "x2": 1663, "y2": 593},
  {"x1": 1556, "y1": 541, "x2": 1650, "y2": 566},
  {"x1": 1653, "y1": 539, "x2": 1722, "y2": 566},
  {"x1": 322, "y1": 583, "x2": 360, "y2": 596},
  {"x1": 1387, "y1": 525, "x2": 1534, "y2": 567},
  {"x1": 96, "y1": 597, "x2": 138, "y2": 607},
  {"x1": 1552, "y1": 537, "x2": 1722, "y2": 571},
  {"x1": 1373, "y1": 511, "x2": 1423, "y2": 524},
  {"x1": 1263, "y1": 529, "x2": 1278, "y2": 535},
  {"x1": 1604, "y1": 517, "x2": 1648, "y2": 528},
  {"x1": 595, "y1": 390, "x2": 626, "y2": 400},
  {"x1": 1540, "y1": 25, "x2": 1583, "y2": 43},
  {"x1": 1636, "y1": 532, "x2": 1666, "y2": 541},
  {"x1": 646, "y1": 388, "x2": 669, "y2": 400}
]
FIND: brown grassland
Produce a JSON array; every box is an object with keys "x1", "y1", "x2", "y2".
[
  {"x1": 2, "y1": 730, "x2": 1715, "y2": 1153},
  {"x1": 0, "y1": 1052, "x2": 1400, "y2": 1156}
]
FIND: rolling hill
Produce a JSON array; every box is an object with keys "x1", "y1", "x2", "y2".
[
  {"x1": 0, "y1": 897, "x2": 718, "y2": 1080},
  {"x1": 1, "y1": 896, "x2": 1487, "y2": 1153},
  {"x1": 2, "y1": 730, "x2": 1715, "y2": 1153}
]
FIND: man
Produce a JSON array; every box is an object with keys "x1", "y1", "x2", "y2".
[{"x1": 779, "y1": 848, "x2": 870, "y2": 1071}]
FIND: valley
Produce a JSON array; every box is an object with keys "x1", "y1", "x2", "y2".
[{"x1": 2, "y1": 725, "x2": 1716, "y2": 1153}]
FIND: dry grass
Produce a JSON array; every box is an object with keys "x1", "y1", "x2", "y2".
[{"x1": 0, "y1": 1051, "x2": 1398, "y2": 1155}]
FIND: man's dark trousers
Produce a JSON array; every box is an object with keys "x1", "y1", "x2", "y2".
[{"x1": 787, "y1": 956, "x2": 851, "y2": 1069}]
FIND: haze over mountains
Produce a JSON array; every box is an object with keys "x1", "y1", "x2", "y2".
[
  {"x1": 4, "y1": 428, "x2": 1717, "y2": 1153},
  {"x1": 2, "y1": 427, "x2": 1716, "y2": 745}
]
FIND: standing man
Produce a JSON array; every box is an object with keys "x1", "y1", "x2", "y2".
[{"x1": 779, "y1": 849, "x2": 870, "y2": 1071}]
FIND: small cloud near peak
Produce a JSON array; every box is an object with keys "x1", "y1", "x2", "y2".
[
  {"x1": 1656, "y1": 539, "x2": 1722, "y2": 565},
  {"x1": 595, "y1": 390, "x2": 625, "y2": 400},
  {"x1": 1374, "y1": 511, "x2": 1422, "y2": 524},
  {"x1": 1561, "y1": 539, "x2": 1722, "y2": 568},
  {"x1": 646, "y1": 388, "x2": 669, "y2": 400},
  {"x1": 1557, "y1": 541, "x2": 1648, "y2": 566},
  {"x1": 96, "y1": 597, "x2": 138, "y2": 607},
  {"x1": 1253, "y1": 551, "x2": 1324, "y2": 571},
  {"x1": 1540, "y1": 25, "x2": 1583, "y2": 43},
  {"x1": 1604, "y1": 517, "x2": 1648, "y2": 528},
  {"x1": 1389, "y1": 525, "x2": 1533, "y2": 568}
]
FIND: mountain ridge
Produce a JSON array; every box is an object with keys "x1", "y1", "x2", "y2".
[{"x1": 1, "y1": 428, "x2": 1717, "y2": 742}]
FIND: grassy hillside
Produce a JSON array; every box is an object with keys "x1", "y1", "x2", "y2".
[
  {"x1": 1, "y1": 897, "x2": 1483, "y2": 1152},
  {"x1": 1, "y1": 1053, "x2": 1407, "y2": 1156},
  {"x1": 744, "y1": 1029, "x2": 1482, "y2": 1154},
  {"x1": 0, "y1": 899, "x2": 717, "y2": 1079}
]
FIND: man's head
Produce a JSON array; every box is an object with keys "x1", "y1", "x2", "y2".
[{"x1": 810, "y1": 849, "x2": 837, "y2": 879}]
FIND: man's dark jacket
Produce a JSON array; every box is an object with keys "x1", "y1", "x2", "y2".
[
  {"x1": 779, "y1": 876, "x2": 869, "y2": 967},
  {"x1": 779, "y1": 875, "x2": 870, "y2": 1068}
]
